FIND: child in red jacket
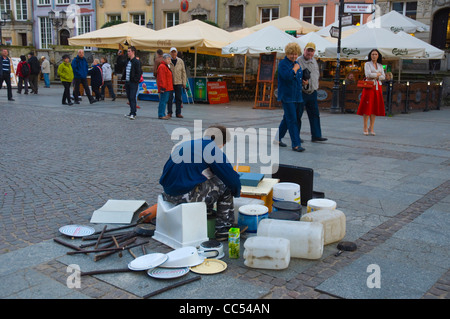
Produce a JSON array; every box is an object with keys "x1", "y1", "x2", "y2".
[
  {"x1": 156, "y1": 53, "x2": 173, "y2": 119},
  {"x1": 16, "y1": 55, "x2": 30, "y2": 94}
]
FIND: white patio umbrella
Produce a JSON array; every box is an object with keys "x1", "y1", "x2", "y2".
[
  {"x1": 323, "y1": 26, "x2": 426, "y2": 60},
  {"x1": 222, "y1": 26, "x2": 297, "y2": 56},
  {"x1": 316, "y1": 22, "x2": 360, "y2": 37},
  {"x1": 296, "y1": 32, "x2": 335, "y2": 58},
  {"x1": 364, "y1": 10, "x2": 430, "y2": 33},
  {"x1": 395, "y1": 31, "x2": 444, "y2": 59}
]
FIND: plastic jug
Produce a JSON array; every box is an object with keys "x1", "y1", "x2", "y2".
[
  {"x1": 257, "y1": 219, "x2": 324, "y2": 259},
  {"x1": 243, "y1": 236, "x2": 290, "y2": 270},
  {"x1": 306, "y1": 198, "x2": 336, "y2": 213},
  {"x1": 233, "y1": 197, "x2": 265, "y2": 222},
  {"x1": 301, "y1": 209, "x2": 346, "y2": 245}
]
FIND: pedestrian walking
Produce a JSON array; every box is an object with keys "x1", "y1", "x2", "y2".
[
  {"x1": 27, "y1": 51, "x2": 40, "y2": 94},
  {"x1": 297, "y1": 42, "x2": 328, "y2": 143},
  {"x1": 0, "y1": 48, "x2": 14, "y2": 101},
  {"x1": 16, "y1": 55, "x2": 30, "y2": 95},
  {"x1": 57, "y1": 54, "x2": 74, "y2": 106},
  {"x1": 41, "y1": 56, "x2": 51, "y2": 88},
  {"x1": 122, "y1": 46, "x2": 142, "y2": 120},
  {"x1": 156, "y1": 53, "x2": 173, "y2": 120},
  {"x1": 88, "y1": 58, "x2": 103, "y2": 102},
  {"x1": 276, "y1": 42, "x2": 305, "y2": 152},
  {"x1": 100, "y1": 57, "x2": 116, "y2": 101},
  {"x1": 72, "y1": 49, "x2": 96, "y2": 104},
  {"x1": 357, "y1": 49, "x2": 386, "y2": 136},
  {"x1": 167, "y1": 47, "x2": 187, "y2": 118}
]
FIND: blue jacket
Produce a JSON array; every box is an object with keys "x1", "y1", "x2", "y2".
[
  {"x1": 160, "y1": 138, "x2": 241, "y2": 197},
  {"x1": 71, "y1": 55, "x2": 88, "y2": 79},
  {"x1": 277, "y1": 56, "x2": 303, "y2": 103}
]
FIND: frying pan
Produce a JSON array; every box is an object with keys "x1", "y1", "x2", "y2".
[{"x1": 334, "y1": 241, "x2": 357, "y2": 256}]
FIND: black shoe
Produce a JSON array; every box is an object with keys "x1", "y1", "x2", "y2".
[
  {"x1": 311, "y1": 137, "x2": 328, "y2": 142},
  {"x1": 74, "y1": 101, "x2": 80, "y2": 104},
  {"x1": 62, "y1": 102, "x2": 68, "y2": 105},
  {"x1": 90, "y1": 100, "x2": 96, "y2": 104},
  {"x1": 293, "y1": 146, "x2": 305, "y2": 152},
  {"x1": 278, "y1": 141, "x2": 287, "y2": 147},
  {"x1": 112, "y1": 97, "x2": 116, "y2": 101},
  {"x1": 68, "y1": 102, "x2": 73, "y2": 106},
  {"x1": 8, "y1": 98, "x2": 15, "y2": 101},
  {"x1": 17, "y1": 91, "x2": 21, "y2": 94}
]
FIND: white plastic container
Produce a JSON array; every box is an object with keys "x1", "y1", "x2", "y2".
[
  {"x1": 153, "y1": 195, "x2": 209, "y2": 249},
  {"x1": 243, "y1": 236, "x2": 290, "y2": 270},
  {"x1": 306, "y1": 198, "x2": 337, "y2": 213},
  {"x1": 257, "y1": 219, "x2": 324, "y2": 259},
  {"x1": 301, "y1": 209, "x2": 346, "y2": 245},
  {"x1": 238, "y1": 204, "x2": 269, "y2": 233},
  {"x1": 273, "y1": 182, "x2": 301, "y2": 204},
  {"x1": 233, "y1": 197, "x2": 265, "y2": 222}
]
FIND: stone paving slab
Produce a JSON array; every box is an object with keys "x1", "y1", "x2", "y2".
[{"x1": 1, "y1": 86, "x2": 449, "y2": 299}]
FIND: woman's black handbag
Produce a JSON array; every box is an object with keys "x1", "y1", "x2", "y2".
[{"x1": 302, "y1": 68, "x2": 311, "y2": 90}]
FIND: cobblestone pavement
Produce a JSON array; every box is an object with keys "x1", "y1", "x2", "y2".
[{"x1": 0, "y1": 86, "x2": 449, "y2": 300}]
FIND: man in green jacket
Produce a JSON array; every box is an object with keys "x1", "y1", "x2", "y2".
[{"x1": 57, "y1": 54, "x2": 74, "y2": 105}]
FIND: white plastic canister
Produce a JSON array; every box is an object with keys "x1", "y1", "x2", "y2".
[
  {"x1": 301, "y1": 209, "x2": 346, "y2": 245},
  {"x1": 272, "y1": 182, "x2": 301, "y2": 204},
  {"x1": 238, "y1": 204, "x2": 269, "y2": 233},
  {"x1": 243, "y1": 236, "x2": 290, "y2": 270},
  {"x1": 306, "y1": 198, "x2": 337, "y2": 213},
  {"x1": 257, "y1": 219, "x2": 324, "y2": 259}
]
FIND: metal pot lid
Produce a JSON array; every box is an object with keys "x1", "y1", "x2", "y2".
[{"x1": 59, "y1": 225, "x2": 95, "y2": 237}]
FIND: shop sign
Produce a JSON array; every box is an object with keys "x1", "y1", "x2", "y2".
[
  {"x1": 342, "y1": 48, "x2": 361, "y2": 56},
  {"x1": 207, "y1": 82, "x2": 229, "y2": 104},
  {"x1": 317, "y1": 89, "x2": 328, "y2": 101},
  {"x1": 343, "y1": 3, "x2": 374, "y2": 14}
]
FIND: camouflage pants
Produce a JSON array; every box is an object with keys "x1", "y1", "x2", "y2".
[{"x1": 162, "y1": 176, "x2": 234, "y2": 229}]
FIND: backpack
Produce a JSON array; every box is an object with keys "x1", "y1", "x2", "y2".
[{"x1": 21, "y1": 62, "x2": 30, "y2": 77}]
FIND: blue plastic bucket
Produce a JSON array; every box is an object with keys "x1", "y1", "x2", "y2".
[{"x1": 238, "y1": 204, "x2": 269, "y2": 233}]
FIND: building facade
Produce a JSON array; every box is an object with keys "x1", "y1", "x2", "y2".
[
  {"x1": 0, "y1": 0, "x2": 33, "y2": 46},
  {"x1": 33, "y1": 0, "x2": 96, "y2": 49},
  {"x1": 96, "y1": 0, "x2": 153, "y2": 29}
]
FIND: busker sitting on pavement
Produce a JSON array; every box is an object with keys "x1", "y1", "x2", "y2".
[{"x1": 159, "y1": 125, "x2": 242, "y2": 240}]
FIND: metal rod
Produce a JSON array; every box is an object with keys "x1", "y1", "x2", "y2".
[{"x1": 143, "y1": 276, "x2": 201, "y2": 299}]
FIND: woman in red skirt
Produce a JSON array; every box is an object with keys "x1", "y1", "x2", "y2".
[{"x1": 357, "y1": 49, "x2": 386, "y2": 135}]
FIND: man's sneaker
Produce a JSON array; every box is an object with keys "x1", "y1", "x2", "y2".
[
  {"x1": 129, "y1": 115, "x2": 136, "y2": 120},
  {"x1": 215, "y1": 225, "x2": 248, "y2": 241},
  {"x1": 124, "y1": 114, "x2": 131, "y2": 118}
]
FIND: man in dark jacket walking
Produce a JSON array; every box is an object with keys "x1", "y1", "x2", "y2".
[
  {"x1": 122, "y1": 46, "x2": 142, "y2": 120},
  {"x1": 27, "y1": 51, "x2": 40, "y2": 94},
  {"x1": 1, "y1": 48, "x2": 14, "y2": 101},
  {"x1": 72, "y1": 49, "x2": 95, "y2": 104}
]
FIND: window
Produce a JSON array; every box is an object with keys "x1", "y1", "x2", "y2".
[
  {"x1": 392, "y1": 2, "x2": 417, "y2": 20},
  {"x1": 0, "y1": 0, "x2": 11, "y2": 15},
  {"x1": 56, "y1": 0, "x2": 70, "y2": 4},
  {"x1": 39, "y1": 17, "x2": 52, "y2": 49},
  {"x1": 38, "y1": 0, "x2": 51, "y2": 5},
  {"x1": 132, "y1": 13, "x2": 145, "y2": 26},
  {"x1": 77, "y1": 15, "x2": 91, "y2": 49},
  {"x1": 76, "y1": 0, "x2": 90, "y2": 4},
  {"x1": 166, "y1": 12, "x2": 179, "y2": 27},
  {"x1": 77, "y1": 15, "x2": 90, "y2": 35},
  {"x1": 229, "y1": 5, "x2": 243, "y2": 28},
  {"x1": 16, "y1": 0, "x2": 27, "y2": 21},
  {"x1": 260, "y1": 7, "x2": 279, "y2": 23},
  {"x1": 300, "y1": 6, "x2": 325, "y2": 27},
  {"x1": 192, "y1": 14, "x2": 207, "y2": 21},
  {"x1": 108, "y1": 14, "x2": 121, "y2": 22}
]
